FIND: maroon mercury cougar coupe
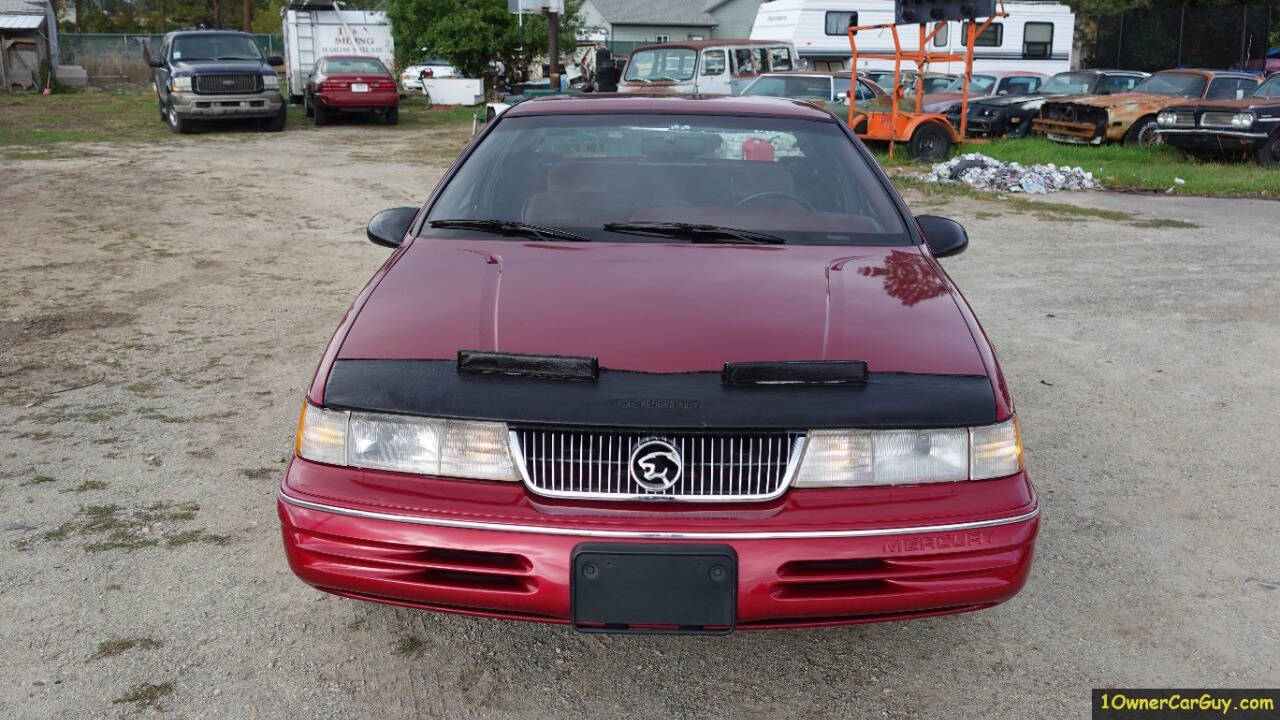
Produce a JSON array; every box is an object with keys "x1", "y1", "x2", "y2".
[{"x1": 278, "y1": 94, "x2": 1038, "y2": 633}]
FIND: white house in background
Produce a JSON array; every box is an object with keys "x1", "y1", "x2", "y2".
[
  {"x1": 750, "y1": 0, "x2": 1074, "y2": 74},
  {"x1": 577, "y1": 0, "x2": 718, "y2": 47}
]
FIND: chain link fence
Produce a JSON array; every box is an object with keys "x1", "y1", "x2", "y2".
[
  {"x1": 59, "y1": 33, "x2": 283, "y2": 86},
  {"x1": 1083, "y1": 4, "x2": 1272, "y2": 72}
]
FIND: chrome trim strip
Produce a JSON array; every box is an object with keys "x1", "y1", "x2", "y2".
[
  {"x1": 278, "y1": 489, "x2": 1039, "y2": 540},
  {"x1": 1156, "y1": 128, "x2": 1267, "y2": 138},
  {"x1": 507, "y1": 430, "x2": 806, "y2": 503}
]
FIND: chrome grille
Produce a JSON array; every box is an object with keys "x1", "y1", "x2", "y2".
[
  {"x1": 1200, "y1": 111, "x2": 1237, "y2": 128},
  {"x1": 511, "y1": 429, "x2": 805, "y2": 502},
  {"x1": 194, "y1": 74, "x2": 260, "y2": 94},
  {"x1": 1171, "y1": 110, "x2": 1197, "y2": 127}
]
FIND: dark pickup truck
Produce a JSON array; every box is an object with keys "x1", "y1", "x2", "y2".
[{"x1": 146, "y1": 30, "x2": 286, "y2": 134}]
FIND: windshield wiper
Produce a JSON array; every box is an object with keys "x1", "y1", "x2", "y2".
[
  {"x1": 602, "y1": 222, "x2": 785, "y2": 245},
  {"x1": 428, "y1": 219, "x2": 590, "y2": 242}
]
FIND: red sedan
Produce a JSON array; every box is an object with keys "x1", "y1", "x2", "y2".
[
  {"x1": 304, "y1": 54, "x2": 398, "y2": 125},
  {"x1": 278, "y1": 94, "x2": 1038, "y2": 632}
]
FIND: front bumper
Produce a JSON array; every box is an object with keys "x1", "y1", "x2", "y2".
[
  {"x1": 171, "y1": 90, "x2": 283, "y2": 119},
  {"x1": 278, "y1": 456, "x2": 1039, "y2": 630},
  {"x1": 1158, "y1": 128, "x2": 1268, "y2": 151}
]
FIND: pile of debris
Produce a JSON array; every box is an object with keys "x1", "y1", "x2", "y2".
[{"x1": 926, "y1": 153, "x2": 1099, "y2": 194}]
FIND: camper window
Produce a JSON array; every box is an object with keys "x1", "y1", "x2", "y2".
[
  {"x1": 824, "y1": 11, "x2": 858, "y2": 36},
  {"x1": 963, "y1": 22, "x2": 1003, "y2": 47},
  {"x1": 933, "y1": 24, "x2": 949, "y2": 47},
  {"x1": 1023, "y1": 22, "x2": 1053, "y2": 59},
  {"x1": 702, "y1": 50, "x2": 726, "y2": 76}
]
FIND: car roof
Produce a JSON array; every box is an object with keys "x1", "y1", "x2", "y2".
[
  {"x1": 631, "y1": 39, "x2": 787, "y2": 52},
  {"x1": 503, "y1": 93, "x2": 834, "y2": 120},
  {"x1": 756, "y1": 70, "x2": 853, "y2": 78},
  {"x1": 1155, "y1": 68, "x2": 1257, "y2": 80},
  {"x1": 979, "y1": 70, "x2": 1049, "y2": 78},
  {"x1": 166, "y1": 30, "x2": 252, "y2": 38}
]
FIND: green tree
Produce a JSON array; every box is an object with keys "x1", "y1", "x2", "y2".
[{"x1": 386, "y1": 0, "x2": 580, "y2": 86}]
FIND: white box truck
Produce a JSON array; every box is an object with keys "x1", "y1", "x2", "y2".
[{"x1": 281, "y1": 0, "x2": 395, "y2": 103}]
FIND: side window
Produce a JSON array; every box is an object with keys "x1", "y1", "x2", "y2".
[
  {"x1": 933, "y1": 23, "x2": 949, "y2": 47},
  {"x1": 701, "y1": 50, "x2": 726, "y2": 76},
  {"x1": 1096, "y1": 74, "x2": 1138, "y2": 94},
  {"x1": 1023, "y1": 22, "x2": 1053, "y2": 59},
  {"x1": 964, "y1": 22, "x2": 1003, "y2": 47},
  {"x1": 824, "y1": 11, "x2": 857, "y2": 35},
  {"x1": 754, "y1": 48, "x2": 768, "y2": 74},
  {"x1": 767, "y1": 47, "x2": 793, "y2": 72},
  {"x1": 733, "y1": 48, "x2": 755, "y2": 74},
  {"x1": 855, "y1": 79, "x2": 876, "y2": 101}
]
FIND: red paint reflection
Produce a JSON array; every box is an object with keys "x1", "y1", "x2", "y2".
[{"x1": 857, "y1": 250, "x2": 948, "y2": 307}]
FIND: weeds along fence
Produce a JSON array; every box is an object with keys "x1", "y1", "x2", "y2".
[{"x1": 59, "y1": 33, "x2": 283, "y2": 87}]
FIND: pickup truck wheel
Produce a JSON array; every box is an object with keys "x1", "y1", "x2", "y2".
[
  {"x1": 1256, "y1": 133, "x2": 1280, "y2": 166},
  {"x1": 266, "y1": 105, "x2": 287, "y2": 132},
  {"x1": 313, "y1": 103, "x2": 328, "y2": 126},
  {"x1": 908, "y1": 123, "x2": 952, "y2": 161},
  {"x1": 384, "y1": 105, "x2": 399, "y2": 125},
  {"x1": 1125, "y1": 116, "x2": 1161, "y2": 147},
  {"x1": 166, "y1": 102, "x2": 191, "y2": 134}
]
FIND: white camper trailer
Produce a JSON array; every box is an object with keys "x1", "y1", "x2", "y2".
[
  {"x1": 751, "y1": 0, "x2": 1073, "y2": 75},
  {"x1": 281, "y1": 0, "x2": 395, "y2": 103}
]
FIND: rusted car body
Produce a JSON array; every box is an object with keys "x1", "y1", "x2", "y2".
[
  {"x1": 1157, "y1": 72, "x2": 1280, "y2": 165},
  {"x1": 1033, "y1": 69, "x2": 1260, "y2": 146}
]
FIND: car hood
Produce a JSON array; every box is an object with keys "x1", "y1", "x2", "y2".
[
  {"x1": 338, "y1": 238, "x2": 987, "y2": 376},
  {"x1": 1163, "y1": 97, "x2": 1274, "y2": 112},
  {"x1": 172, "y1": 59, "x2": 271, "y2": 75},
  {"x1": 1058, "y1": 92, "x2": 1187, "y2": 110}
]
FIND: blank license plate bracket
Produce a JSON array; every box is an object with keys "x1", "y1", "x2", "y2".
[{"x1": 571, "y1": 543, "x2": 737, "y2": 634}]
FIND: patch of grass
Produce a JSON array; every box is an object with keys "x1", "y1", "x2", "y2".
[
  {"x1": 876, "y1": 137, "x2": 1280, "y2": 198},
  {"x1": 164, "y1": 529, "x2": 230, "y2": 547},
  {"x1": 42, "y1": 501, "x2": 203, "y2": 552},
  {"x1": 69, "y1": 479, "x2": 109, "y2": 493},
  {"x1": 393, "y1": 636, "x2": 428, "y2": 658},
  {"x1": 0, "y1": 91, "x2": 170, "y2": 146},
  {"x1": 112, "y1": 682, "x2": 173, "y2": 712},
  {"x1": 238, "y1": 467, "x2": 276, "y2": 481},
  {"x1": 20, "y1": 474, "x2": 56, "y2": 486},
  {"x1": 92, "y1": 637, "x2": 161, "y2": 660}
]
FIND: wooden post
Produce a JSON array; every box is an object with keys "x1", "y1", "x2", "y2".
[
  {"x1": 243, "y1": 0, "x2": 251, "y2": 33},
  {"x1": 547, "y1": 9, "x2": 559, "y2": 90}
]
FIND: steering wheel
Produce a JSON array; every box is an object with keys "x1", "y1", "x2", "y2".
[{"x1": 734, "y1": 191, "x2": 815, "y2": 211}]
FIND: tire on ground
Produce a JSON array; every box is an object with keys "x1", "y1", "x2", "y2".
[
  {"x1": 1124, "y1": 116, "x2": 1161, "y2": 147},
  {"x1": 1256, "y1": 131, "x2": 1280, "y2": 166},
  {"x1": 908, "y1": 122, "x2": 952, "y2": 162}
]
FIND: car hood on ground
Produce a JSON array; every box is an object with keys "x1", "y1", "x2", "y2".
[
  {"x1": 338, "y1": 238, "x2": 987, "y2": 376},
  {"x1": 172, "y1": 59, "x2": 272, "y2": 75}
]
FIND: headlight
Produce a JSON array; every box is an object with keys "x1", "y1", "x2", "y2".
[
  {"x1": 1157, "y1": 111, "x2": 1177, "y2": 126},
  {"x1": 296, "y1": 404, "x2": 520, "y2": 482},
  {"x1": 262, "y1": 73, "x2": 279, "y2": 88},
  {"x1": 793, "y1": 417, "x2": 1022, "y2": 488},
  {"x1": 171, "y1": 76, "x2": 192, "y2": 92},
  {"x1": 980, "y1": 108, "x2": 995, "y2": 117},
  {"x1": 1231, "y1": 112, "x2": 1255, "y2": 129}
]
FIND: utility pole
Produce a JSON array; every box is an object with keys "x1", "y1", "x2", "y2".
[
  {"x1": 242, "y1": 0, "x2": 251, "y2": 32},
  {"x1": 546, "y1": 7, "x2": 559, "y2": 90}
]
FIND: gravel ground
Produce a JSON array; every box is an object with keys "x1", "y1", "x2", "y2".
[{"x1": 2, "y1": 123, "x2": 1277, "y2": 719}]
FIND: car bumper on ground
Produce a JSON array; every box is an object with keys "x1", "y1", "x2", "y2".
[
  {"x1": 171, "y1": 90, "x2": 283, "y2": 119},
  {"x1": 314, "y1": 90, "x2": 399, "y2": 110},
  {"x1": 1158, "y1": 128, "x2": 1269, "y2": 151},
  {"x1": 278, "y1": 456, "x2": 1039, "y2": 630}
]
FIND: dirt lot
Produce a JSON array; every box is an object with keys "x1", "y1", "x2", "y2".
[{"x1": 2, "y1": 115, "x2": 1278, "y2": 719}]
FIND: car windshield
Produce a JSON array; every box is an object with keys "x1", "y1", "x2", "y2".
[
  {"x1": 742, "y1": 75, "x2": 832, "y2": 100},
  {"x1": 942, "y1": 74, "x2": 996, "y2": 94},
  {"x1": 624, "y1": 49, "x2": 696, "y2": 82},
  {"x1": 172, "y1": 34, "x2": 262, "y2": 61},
  {"x1": 426, "y1": 113, "x2": 908, "y2": 246},
  {"x1": 322, "y1": 58, "x2": 388, "y2": 75},
  {"x1": 1040, "y1": 72, "x2": 1096, "y2": 94},
  {"x1": 1252, "y1": 74, "x2": 1280, "y2": 98},
  {"x1": 1134, "y1": 72, "x2": 1206, "y2": 97}
]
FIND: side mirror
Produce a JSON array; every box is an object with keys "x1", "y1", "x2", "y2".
[
  {"x1": 916, "y1": 215, "x2": 968, "y2": 257},
  {"x1": 267, "y1": 55, "x2": 285, "y2": 67},
  {"x1": 367, "y1": 207, "x2": 419, "y2": 248},
  {"x1": 148, "y1": 56, "x2": 165, "y2": 68}
]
